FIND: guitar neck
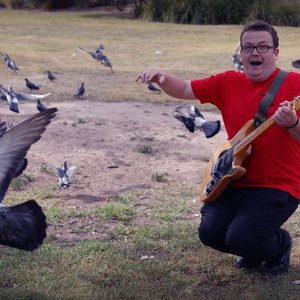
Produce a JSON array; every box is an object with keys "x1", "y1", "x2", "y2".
[{"x1": 233, "y1": 117, "x2": 275, "y2": 155}]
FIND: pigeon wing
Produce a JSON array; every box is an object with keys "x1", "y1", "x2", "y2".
[
  {"x1": 0, "y1": 121, "x2": 8, "y2": 137},
  {"x1": 55, "y1": 166, "x2": 65, "y2": 178},
  {"x1": 174, "y1": 105, "x2": 194, "y2": 119},
  {"x1": 15, "y1": 92, "x2": 51, "y2": 101},
  {"x1": 0, "y1": 108, "x2": 57, "y2": 202},
  {"x1": 193, "y1": 106, "x2": 205, "y2": 119},
  {"x1": 67, "y1": 166, "x2": 77, "y2": 178}
]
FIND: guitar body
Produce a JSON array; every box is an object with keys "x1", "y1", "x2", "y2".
[{"x1": 200, "y1": 119, "x2": 255, "y2": 203}]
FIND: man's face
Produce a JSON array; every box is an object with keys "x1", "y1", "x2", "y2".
[{"x1": 241, "y1": 30, "x2": 279, "y2": 82}]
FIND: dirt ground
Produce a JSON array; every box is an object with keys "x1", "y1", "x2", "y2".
[{"x1": 1, "y1": 100, "x2": 225, "y2": 206}]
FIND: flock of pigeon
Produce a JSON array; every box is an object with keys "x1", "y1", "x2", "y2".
[{"x1": 0, "y1": 44, "x2": 115, "y2": 115}]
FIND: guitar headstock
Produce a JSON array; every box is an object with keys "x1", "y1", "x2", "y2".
[{"x1": 290, "y1": 96, "x2": 300, "y2": 111}]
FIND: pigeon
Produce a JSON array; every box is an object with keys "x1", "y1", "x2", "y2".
[
  {"x1": 0, "y1": 51, "x2": 19, "y2": 74},
  {"x1": 5, "y1": 86, "x2": 19, "y2": 113},
  {"x1": 55, "y1": 161, "x2": 77, "y2": 189},
  {"x1": 74, "y1": 82, "x2": 85, "y2": 97},
  {"x1": 76, "y1": 46, "x2": 105, "y2": 62},
  {"x1": 292, "y1": 59, "x2": 300, "y2": 68},
  {"x1": 231, "y1": 43, "x2": 244, "y2": 72},
  {"x1": 174, "y1": 105, "x2": 221, "y2": 138},
  {"x1": 148, "y1": 82, "x2": 161, "y2": 93},
  {"x1": 77, "y1": 46, "x2": 113, "y2": 73},
  {"x1": 231, "y1": 53, "x2": 244, "y2": 72},
  {"x1": 25, "y1": 78, "x2": 41, "y2": 91},
  {"x1": 37, "y1": 99, "x2": 48, "y2": 112},
  {"x1": 47, "y1": 70, "x2": 57, "y2": 81},
  {"x1": 0, "y1": 107, "x2": 57, "y2": 251}
]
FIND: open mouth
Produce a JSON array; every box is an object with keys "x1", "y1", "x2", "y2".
[{"x1": 250, "y1": 61, "x2": 262, "y2": 66}]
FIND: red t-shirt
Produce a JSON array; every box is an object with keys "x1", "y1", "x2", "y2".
[{"x1": 191, "y1": 68, "x2": 300, "y2": 200}]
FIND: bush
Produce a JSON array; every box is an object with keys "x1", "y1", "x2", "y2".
[{"x1": 137, "y1": 0, "x2": 300, "y2": 26}]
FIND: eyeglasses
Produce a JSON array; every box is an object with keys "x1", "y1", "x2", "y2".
[{"x1": 241, "y1": 45, "x2": 275, "y2": 53}]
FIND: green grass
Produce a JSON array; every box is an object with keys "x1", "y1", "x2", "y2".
[{"x1": 0, "y1": 8, "x2": 299, "y2": 300}]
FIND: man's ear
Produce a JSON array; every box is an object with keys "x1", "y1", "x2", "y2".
[{"x1": 274, "y1": 48, "x2": 279, "y2": 60}]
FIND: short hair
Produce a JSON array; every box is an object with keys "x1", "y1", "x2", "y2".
[{"x1": 240, "y1": 20, "x2": 279, "y2": 48}]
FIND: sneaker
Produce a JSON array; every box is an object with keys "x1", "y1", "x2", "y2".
[
  {"x1": 260, "y1": 239, "x2": 292, "y2": 275},
  {"x1": 236, "y1": 257, "x2": 261, "y2": 269}
]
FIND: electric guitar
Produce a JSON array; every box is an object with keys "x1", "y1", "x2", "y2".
[{"x1": 199, "y1": 96, "x2": 300, "y2": 203}]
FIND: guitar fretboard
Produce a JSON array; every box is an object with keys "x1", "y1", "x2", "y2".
[{"x1": 233, "y1": 117, "x2": 275, "y2": 156}]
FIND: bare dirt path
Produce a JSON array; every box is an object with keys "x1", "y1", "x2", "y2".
[{"x1": 1, "y1": 100, "x2": 225, "y2": 204}]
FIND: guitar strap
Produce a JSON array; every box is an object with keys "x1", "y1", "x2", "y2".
[{"x1": 253, "y1": 70, "x2": 288, "y2": 127}]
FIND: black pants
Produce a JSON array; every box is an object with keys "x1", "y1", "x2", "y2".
[{"x1": 198, "y1": 187, "x2": 299, "y2": 262}]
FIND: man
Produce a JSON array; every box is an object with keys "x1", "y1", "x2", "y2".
[{"x1": 136, "y1": 20, "x2": 300, "y2": 275}]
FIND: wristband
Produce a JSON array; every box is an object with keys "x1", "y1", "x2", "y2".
[{"x1": 285, "y1": 117, "x2": 299, "y2": 130}]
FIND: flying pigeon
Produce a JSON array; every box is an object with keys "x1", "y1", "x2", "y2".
[
  {"x1": 292, "y1": 59, "x2": 300, "y2": 68},
  {"x1": 0, "y1": 84, "x2": 51, "y2": 102},
  {"x1": 148, "y1": 82, "x2": 161, "y2": 93},
  {"x1": 47, "y1": 70, "x2": 57, "y2": 81},
  {"x1": 36, "y1": 99, "x2": 48, "y2": 112},
  {"x1": 76, "y1": 46, "x2": 105, "y2": 62},
  {"x1": 174, "y1": 105, "x2": 221, "y2": 138},
  {"x1": 25, "y1": 78, "x2": 41, "y2": 91},
  {"x1": 0, "y1": 108, "x2": 57, "y2": 251},
  {"x1": 74, "y1": 82, "x2": 85, "y2": 97},
  {"x1": 77, "y1": 46, "x2": 113, "y2": 73},
  {"x1": 0, "y1": 51, "x2": 19, "y2": 74},
  {"x1": 55, "y1": 160, "x2": 77, "y2": 189}
]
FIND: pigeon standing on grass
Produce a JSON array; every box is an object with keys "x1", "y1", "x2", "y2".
[
  {"x1": 47, "y1": 70, "x2": 57, "y2": 81},
  {"x1": 0, "y1": 108, "x2": 58, "y2": 251},
  {"x1": 174, "y1": 105, "x2": 221, "y2": 138},
  {"x1": 55, "y1": 161, "x2": 77, "y2": 189},
  {"x1": 25, "y1": 78, "x2": 41, "y2": 91},
  {"x1": 74, "y1": 82, "x2": 85, "y2": 97},
  {"x1": 0, "y1": 51, "x2": 19, "y2": 74}
]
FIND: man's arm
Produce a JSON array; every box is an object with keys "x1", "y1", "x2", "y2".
[{"x1": 136, "y1": 70, "x2": 197, "y2": 100}]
